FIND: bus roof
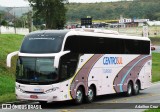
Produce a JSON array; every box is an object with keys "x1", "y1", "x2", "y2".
[
  {"x1": 26, "y1": 30, "x2": 69, "y2": 37},
  {"x1": 26, "y1": 29, "x2": 150, "y2": 41},
  {"x1": 20, "y1": 29, "x2": 150, "y2": 55},
  {"x1": 67, "y1": 28, "x2": 150, "y2": 41}
]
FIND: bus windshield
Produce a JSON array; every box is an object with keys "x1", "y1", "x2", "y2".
[
  {"x1": 16, "y1": 57, "x2": 58, "y2": 85},
  {"x1": 20, "y1": 35, "x2": 64, "y2": 53}
]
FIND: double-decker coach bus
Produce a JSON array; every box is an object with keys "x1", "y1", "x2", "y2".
[{"x1": 7, "y1": 29, "x2": 151, "y2": 104}]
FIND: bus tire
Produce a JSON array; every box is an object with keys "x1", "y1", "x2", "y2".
[
  {"x1": 75, "y1": 87, "x2": 84, "y2": 104},
  {"x1": 133, "y1": 81, "x2": 140, "y2": 95},
  {"x1": 85, "y1": 86, "x2": 95, "y2": 103},
  {"x1": 125, "y1": 82, "x2": 133, "y2": 97}
]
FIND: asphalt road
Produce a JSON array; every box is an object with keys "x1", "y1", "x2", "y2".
[
  {"x1": 1, "y1": 82, "x2": 160, "y2": 112},
  {"x1": 152, "y1": 46, "x2": 160, "y2": 53}
]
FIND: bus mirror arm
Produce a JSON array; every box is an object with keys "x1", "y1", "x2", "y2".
[
  {"x1": 6, "y1": 51, "x2": 19, "y2": 68},
  {"x1": 54, "y1": 50, "x2": 70, "y2": 68}
]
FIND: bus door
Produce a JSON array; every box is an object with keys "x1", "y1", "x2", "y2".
[{"x1": 59, "y1": 53, "x2": 79, "y2": 100}]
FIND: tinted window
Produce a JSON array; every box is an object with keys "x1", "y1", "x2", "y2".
[
  {"x1": 124, "y1": 39, "x2": 150, "y2": 54},
  {"x1": 64, "y1": 36, "x2": 150, "y2": 54},
  {"x1": 16, "y1": 57, "x2": 58, "y2": 85},
  {"x1": 59, "y1": 53, "x2": 79, "y2": 82},
  {"x1": 64, "y1": 36, "x2": 124, "y2": 54},
  {"x1": 20, "y1": 34, "x2": 65, "y2": 53},
  {"x1": 64, "y1": 36, "x2": 79, "y2": 52}
]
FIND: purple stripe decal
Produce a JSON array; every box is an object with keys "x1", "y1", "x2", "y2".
[
  {"x1": 113, "y1": 55, "x2": 151, "y2": 93},
  {"x1": 70, "y1": 54, "x2": 104, "y2": 99}
]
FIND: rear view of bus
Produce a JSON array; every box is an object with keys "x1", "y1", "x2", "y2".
[{"x1": 6, "y1": 29, "x2": 151, "y2": 104}]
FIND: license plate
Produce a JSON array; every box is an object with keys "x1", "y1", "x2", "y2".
[{"x1": 30, "y1": 95, "x2": 38, "y2": 99}]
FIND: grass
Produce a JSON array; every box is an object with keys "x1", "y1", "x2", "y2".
[
  {"x1": 150, "y1": 37, "x2": 160, "y2": 45},
  {"x1": 0, "y1": 34, "x2": 159, "y2": 104},
  {"x1": 0, "y1": 34, "x2": 24, "y2": 103},
  {"x1": 144, "y1": 109, "x2": 160, "y2": 112},
  {"x1": 0, "y1": 75, "x2": 15, "y2": 95},
  {"x1": 152, "y1": 53, "x2": 160, "y2": 82},
  {"x1": 0, "y1": 34, "x2": 23, "y2": 74},
  {"x1": 0, "y1": 93, "x2": 16, "y2": 104}
]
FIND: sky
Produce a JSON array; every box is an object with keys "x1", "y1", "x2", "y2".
[
  {"x1": 0, "y1": 0, "x2": 29, "y2": 7},
  {"x1": 0, "y1": 0, "x2": 123, "y2": 7}
]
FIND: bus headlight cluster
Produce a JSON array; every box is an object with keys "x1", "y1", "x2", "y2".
[
  {"x1": 45, "y1": 87, "x2": 59, "y2": 94},
  {"x1": 16, "y1": 86, "x2": 25, "y2": 93}
]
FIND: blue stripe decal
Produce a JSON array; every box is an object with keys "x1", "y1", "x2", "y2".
[{"x1": 120, "y1": 55, "x2": 150, "y2": 92}]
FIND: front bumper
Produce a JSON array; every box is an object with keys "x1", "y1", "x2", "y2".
[{"x1": 16, "y1": 90, "x2": 62, "y2": 103}]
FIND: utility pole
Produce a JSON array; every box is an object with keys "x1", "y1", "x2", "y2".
[
  {"x1": 14, "y1": 8, "x2": 16, "y2": 34},
  {"x1": 31, "y1": 10, "x2": 33, "y2": 32},
  {"x1": 28, "y1": 10, "x2": 33, "y2": 32}
]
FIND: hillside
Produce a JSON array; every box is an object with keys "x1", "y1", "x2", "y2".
[
  {"x1": 0, "y1": 6, "x2": 31, "y2": 17},
  {"x1": 0, "y1": 6, "x2": 5, "y2": 11},
  {"x1": 0, "y1": 1, "x2": 160, "y2": 21},
  {"x1": 66, "y1": 1, "x2": 160, "y2": 21}
]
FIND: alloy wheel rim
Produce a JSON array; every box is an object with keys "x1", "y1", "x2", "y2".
[
  {"x1": 135, "y1": 83, "x2": 139, "y2": 93},
  {"x1": 88, "y1": 89, "x2": 94, "y2": 100},
  {"x1": 128, "y1": 84, "x2": 132, "y2": 94},
  {"x1": 76, "y1": 90, "x2": 82, "y2": 102}
]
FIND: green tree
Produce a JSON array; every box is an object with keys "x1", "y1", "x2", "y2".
[
  {"x1": 1, "y1": 20, "x2": 8, "y2": 26},
  {"x1": 20, "y1": 13, "x2": 28, "y2": 28},
  {"x1": 0, "y1": 13, "x2": 2, "y2": 26},
  {"x1": 28, "y1": 0, "x2": 67, "y2": 29}
]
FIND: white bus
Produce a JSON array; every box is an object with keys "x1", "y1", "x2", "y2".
[{"x1": 7, "y1": 29, "x2": 151, "y2": 104}]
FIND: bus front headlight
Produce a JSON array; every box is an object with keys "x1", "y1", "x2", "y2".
[
  {"x1": 16, "y1": 86, "x2": 25, "y2": 93},
  {"x1": 44, "y1": 87, "x2": 59, "y2": 94}
]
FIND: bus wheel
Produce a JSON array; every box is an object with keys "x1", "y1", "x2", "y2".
[
  {"x1": 85, "y1": 86, "x2": 95, "y2": 103},
  {"x1": 133, "y1": 81, "x2": 140, "y2": 95},
  {"x1": 75, "y1": 87, "x2": 84, "y2": 104},
  {"x1": 126, "y1": 82, "x2": 133, "y2": 97}
]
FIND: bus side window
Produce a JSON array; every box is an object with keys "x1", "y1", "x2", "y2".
[
  {"x1": 60, "y1": 64, "x2": 68, "y2": 80},
  {"x1": 124, "y1": 40, "x2": 130, "y2": 54},
  {"x1": 59, "y1": 53, "x2": 79, "y2": 81}
]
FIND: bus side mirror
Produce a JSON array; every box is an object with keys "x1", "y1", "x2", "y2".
[
  {"x1": 54, "y1": 51, "x2": 70, "y2": 68},
  {"x1": 6, "y1": 51, "x2": 19, "y2": 68}
]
